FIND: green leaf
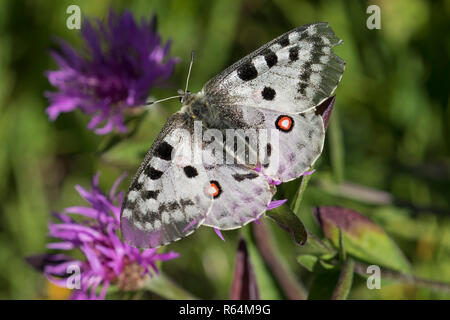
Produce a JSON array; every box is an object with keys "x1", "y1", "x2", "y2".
[
  {"x1": 144, "y1": 272, "x2": 198, "y2": 300},
  {"x1": 291, "y1": 169, "x2": 315, "y2": 214},
  {"x1": 319, "y1": 259, "x2": 336, "y2": 270},
  {"x1": 298, "y1": 232, "x2": 337, "y2": 258},
  {"x1": 338, "y1": 228, "x2": 346, "y2": 261},
  {"x1": 308, "y1": 267, "x2": 341, "y2": 300},
  {"x1": 266, "y1": 204, "x2": 307, "y2": 246},
  {"x1": 297, "y1": 254, "x2": 319, "y2": 272},
  {"x1": 331, "y1": 259, "x2": 355, "y2": 300},
  {"x1": 314, "y1": 207, "x2": 411, "y2": 273}
]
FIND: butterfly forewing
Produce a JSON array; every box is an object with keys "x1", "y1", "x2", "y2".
[
  {"x1": 203, "y1": 23, "x2": 345, "y2": 115},
  {"x1": 121, "y1": 113, "x2": 213, "y2": 248}
]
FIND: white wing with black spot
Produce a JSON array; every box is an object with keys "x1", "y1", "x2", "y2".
[
  {"x1": 121, "y1": 22, "x2": 345, "y2": 248},
  {"x1": 121, "y1": 113, "x2": 213, "y2": 248},
  {"x1": 255, "y1": 107, "x2": 325, "y2": 182},
  {"x1": 203, "y1": 23, "x2": 345, "y2": 115},
  {"x1": 202, "y1": 164, "x2": 274, "y2": 230},
  {"x1": 204, "y1": 104, "x2": 325, "y2": 183}
]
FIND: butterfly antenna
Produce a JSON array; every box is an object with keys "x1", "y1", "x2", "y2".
[
  {"x1": 184, "y1": 50, "x2": 195, "y2": 93},
  {"x1": 145, "y1": 95, "x2": 183, "y2": 106},
  {"x1": 145, "y1": 51, "x2": 195, "y2": 107}
]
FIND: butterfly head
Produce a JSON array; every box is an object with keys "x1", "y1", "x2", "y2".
[
  {"x1": 177, "y1": 89, "x2": 193, "y2": 105},
  {"x1": 179, "y1": 91, "x2": 210, "y2": 120}
]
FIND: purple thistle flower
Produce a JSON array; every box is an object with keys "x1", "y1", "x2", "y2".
[
  {"x1": 27, "y1": 173, "x2": 178, "y2": 300},
  {"x1": 45, "y1": 10, "x2": 178, "y2": 134}
]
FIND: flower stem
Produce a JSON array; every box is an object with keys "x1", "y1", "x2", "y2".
[
  {"x1": 291, "y1": 170, "x2": 315, "y2": 214},
  {"x1": 331, "y1": 258, "x2": 354, "y2": 300},
  {"x1": 252, "y1": 222, "x2": 307, "y2": 299}
]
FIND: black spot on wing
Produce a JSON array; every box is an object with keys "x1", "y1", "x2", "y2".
[
  {"x1": 232, "y1": 172, "x2": 259, "y2": 182},
  {"x1": 300, "y1": 61, "x2": 312, "y2": 82},
  {"x1": 278, "y1": 34, "x2": 290, "y2": 47},
  {"x1": 262, "y1": 87, "x2": 276, "y2": 100},
  {"x1": 237, "y1": 61, "x2": 258, "y2": 81},
  {"x1": 310, "y1": 35, "x2": 324, "y2": 45},
  {"x1": 130, "y1": 180, "x2": 143, "y2": 192},
  {"x1": 183, "y1": 165, "x2": 198, "y2": 178},
  {"x1": 125, "y1": 200, "x2": 136, "y2": 211},
  {"x1": 158, "y1": 203, "x2": 168, "y2": 213},
  {"x1": 158, "y1": 199, "x2": 194, "y2": 215},
  {"x1": 311, "y1": 51, "x2": 322, "y2": 64},
  {"x1": 261, "y1": 49, "x2": 277, "y2": 68},
  {"x1": 142, "y1": 190, "x2": 160, "y2": 200},
  {"x1": 180, "y1": 199, "x2": 195, "y2": 209},
  {"x1": 134, "y1": 210, "x2": 156, "y2": 224},
  {"x1": 144, "y1": 166, "x2": 163, "y2": 180},
  {"x1": 289, "y1": 46, "x2": 299, "y2": 62},
  {"x1": 168, "y1": 201, "x2": 181, "y2": 211},
  {"x1": 297, "y1": 59, "x2": 313, "y2": 96},
  {"x1": 298, "y1": 32, "x2": 308, "y2": 41},
  {"x1": 154, "y1": 141, "x2": 173, "y2": 161},
  {"x1": 298, "y1": 83, "x2": 308, "y2": 95},
  {"x1": 309, "y1": 36, "x2": 325, "y2": 64}
]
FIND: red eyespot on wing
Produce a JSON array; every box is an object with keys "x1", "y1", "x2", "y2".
[
  {"x1": 276, "y1": 115, "x2": 294, "y2": 132},
  {"x1": 206, "y1": 180, "x2": 222, "y2": 199}
]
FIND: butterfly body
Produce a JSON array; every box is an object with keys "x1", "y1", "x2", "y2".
[{"x1": 121, "y1": 23, "x2": 345, "y2": 248}]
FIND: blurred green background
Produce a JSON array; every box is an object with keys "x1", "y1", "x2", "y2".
[{"x1": 0, "y1": 0, "x2": 449, "y2": 299}]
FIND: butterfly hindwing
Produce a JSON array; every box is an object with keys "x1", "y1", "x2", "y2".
[
  {"x1": 203, "y1": 23, "x2": 345, "y2": 115},
  {"x1": 203, "y1": 104, "x2": 325, "y2": 183},
  {"x1": 202, "y1": 164, "x2": 274, "y2": 230},
  {"x1": 256, "y1": 107, "x2": 325, "y2": 182},
  {"x1": 121, "y1": 113, "x2": 213, "y2": 248}
]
